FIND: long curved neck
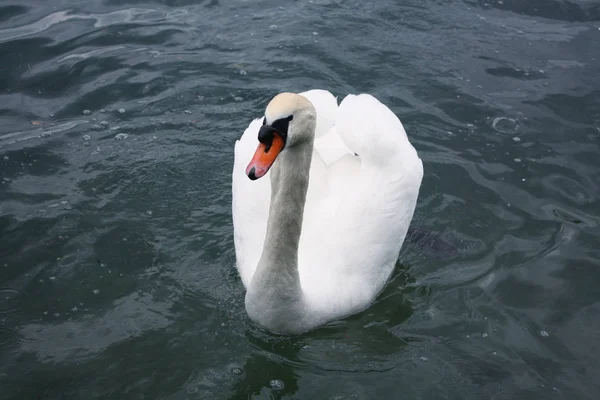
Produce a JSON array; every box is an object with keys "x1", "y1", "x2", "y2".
[{"x1": 245, "y1": 139, "x2": 314, "y2": 333}]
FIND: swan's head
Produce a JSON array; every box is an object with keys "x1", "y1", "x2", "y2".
[{"x1": 246, "y1": 92, "x2": 316, "y2": 180}]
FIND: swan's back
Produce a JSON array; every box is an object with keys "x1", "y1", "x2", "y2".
[
  {"x1": 298, "y1": 93, "x2": 423, "y2": 319},
  {"x1": 232, "y1": 90, "x2": 423, "y2": 324}
]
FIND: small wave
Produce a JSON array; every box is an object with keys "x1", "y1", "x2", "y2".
[{"x1": 0, "y1": 8, "x2": 164, "y2": 44}]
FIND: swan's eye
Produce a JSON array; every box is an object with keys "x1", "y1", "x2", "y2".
[{"x1": 287, "y1": 115, "x2": 293, "y2": 121}]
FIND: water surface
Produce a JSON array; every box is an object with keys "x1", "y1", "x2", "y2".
[{"x1": 1, "y1": 1, "x2": 600, "y2": 399}]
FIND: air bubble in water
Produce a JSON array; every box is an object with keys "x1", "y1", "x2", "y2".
[
  {"x1": 540, "y1": 330, "x2": 549, "y2": 337},
  {"x1": 82, "y1": 109, "x2": 91, "y2": 115},
  {"x1": 118, "y1": 108, "x2": 126, "y2": 114},
  {"x1": 492, "y1": 116, "x2": 519, "y2": 133},
  {"x1": 115, "y1": 133, "x2": 129, "y2": 140},
  {"x1": 419, "y1": 356, "x2": 428, "y2": 362},
  {"x1": 269, "y1": 380, "x2": 284, "y2": 390},
  {"x1": 82, "y1": 135, "x2": 91, "y2": 141},
  {"x1": 92, "y1": 289, "x2": 100, "y2": 295}
]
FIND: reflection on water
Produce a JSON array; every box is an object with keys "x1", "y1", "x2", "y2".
[{"x1": 1, "y1": 0, "x2": 600, "y2": 399}]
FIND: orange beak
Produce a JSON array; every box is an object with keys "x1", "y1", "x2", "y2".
[{"x1": 246, "y1": 133, "x2": 285, "y2": 180}]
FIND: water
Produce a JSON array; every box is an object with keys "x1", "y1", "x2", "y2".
[{"x1": 1, "y1": 1, "x2": 599, "y2": 399}]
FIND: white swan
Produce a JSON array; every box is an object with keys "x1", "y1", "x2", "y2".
[{"x1": 232, "y1": 89, "x2": 423, "y2": 334}]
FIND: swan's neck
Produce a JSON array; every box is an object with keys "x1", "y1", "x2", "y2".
[{"x1": 245, "y1": 141, "x2": 313, "y2": 333}]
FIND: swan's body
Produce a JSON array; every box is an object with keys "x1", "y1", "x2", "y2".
[{"x1": 232, "y1": 90, "x2": 423, "y2": 334}]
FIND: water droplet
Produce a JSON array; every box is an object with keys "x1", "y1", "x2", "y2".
[
  {"x1": 49, "y1": 276, "x2": 56, "y2": 281},
  {"x1": 40, "y1": 132, "x2": 51, "y2": 138},
  {"x1": 512, "y1": 136, "x2": 521, "y2": 142},
  {"x1": 312, "y1": 31, "x2": 319, "y2": 36},
  {"x1": 3, "y1": 156, "x2": 9, "y2": 161},
  {"x1": 514, "y1": 158, "x2": 521, "y2": 163},
  {"x1": 269, "y1": 380, "x2": 284, "y2": 390},
  {"x1": 231, "y1": 367, "x2": 243, "y2": 375},
  {"x1": 482, "y1": 333, "x2": 488, "y2": 338},
  {"x1": 91, "y1": 124, "x2": 102, "y2": 131},
  {"x1": 276, "y1": 68, "x2": 284, "y2": 72},
  {"x1": 492, "y1": 116, "x2": 519, "y2": 133},
  {"x1": 82, "y1": 109, "x2": 91, "y2": 115},
  {"x1": 184, "y1": 110, "x2": 192, "y2": 114},
  {"x1": 419, "y1": 356, "x2": 428, "y2": 362},
  {"x1": 234, "y1": 96, "x2": 243, "y2": 102},
  {"x1": 492, "y1": 351, "x2": 497, "y2": 355},
  {"x1": 100, "y1": 121, "x2": 109, "y2": 126},
  {"x1": 540, "y1": 330, "x2": 549, "y2": 337},
  {"x1": 100, "y1": 109, "x2": 106, "y2": 113},
  {"x1": 146, "y1": 210, "x2": 153, "y2": 216},
  {"x1": 71, "y1": 306, "x2": 78, "y2": 312},
  {"x1": 118, "y1": 108, "x2": 126, "y2": 114},
  {"x1": 53, "y1": 312, "x2": 60, "y2": 317},
  {"x1": 92, "y1": 289, "x2": 100, "y2": 295},
  {"x1": 82, "y1": 134, "x2": 91, "y2": 141},
  {"x1": 239, "y1": 69, "x2": 247, "y2": 76},
  {"x1": 269, "y1": 24, "x2": 278, "y2": 31},
  {"x1": 115, "y1": 133, "x2": 129, "y2": 140}
]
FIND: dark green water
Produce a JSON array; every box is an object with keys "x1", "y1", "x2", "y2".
[{"x1": 1, "y1": 1, "x2": 600, "y2": 399}]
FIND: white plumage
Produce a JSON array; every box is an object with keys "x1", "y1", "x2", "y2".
[{"x1": 232, "y1": 89, "x2": 423, "y2": 333}]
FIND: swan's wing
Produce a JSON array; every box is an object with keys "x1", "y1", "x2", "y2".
[
  {"x1": 299, "y1": 89, "x2": 338, "y2": 138},
  {"x1": 299, "y1": 94, "x2": 424, "y2": 314},
  {"x1": 232, "y1": 117, "x2": 271, "y2": 288},
  {"x1": 300, "y1": 89, "x2": 355, "y2": 167}
]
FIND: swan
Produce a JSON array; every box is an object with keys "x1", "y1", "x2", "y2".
[{"x1": 232, "y1": 89, "x2": 423, "y2": 334}]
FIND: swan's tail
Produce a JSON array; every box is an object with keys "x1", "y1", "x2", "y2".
[{"x1": 335, "y1": 94, "x2": 415, "y2": 168}]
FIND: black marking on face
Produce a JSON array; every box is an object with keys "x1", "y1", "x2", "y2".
[{"x1": 258, "y1": 115, "x2": 293, "y2": 146}]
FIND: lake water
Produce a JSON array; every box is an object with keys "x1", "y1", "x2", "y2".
[{"x1": 1, "y1": 1, "x2": 600, "y2": 399}]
